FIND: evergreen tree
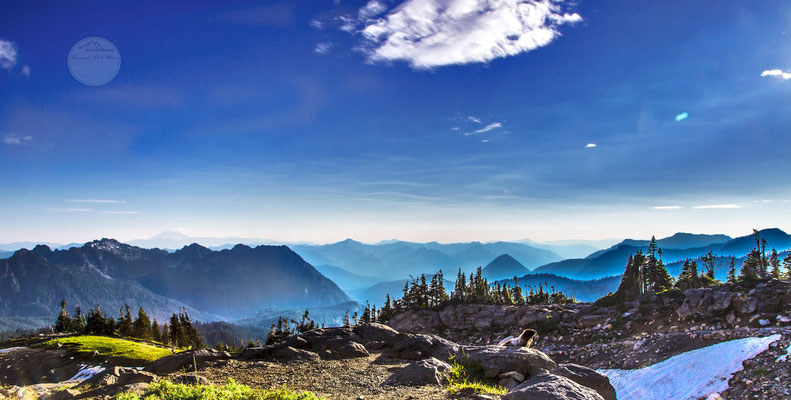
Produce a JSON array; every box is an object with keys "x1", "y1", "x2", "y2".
[
  {"x1": 701, "y1": 251, "x2": 716, "y2": 279},
  {"x1": 675, "y1": 259, "x2": 700, "y2": 289},
  {"x1": 342, "y1": 310, "x2": 351, "y2": 327},
  {"x1": 151, "y1": 319, "x2": 162, "y2": 342},
  {"x1": 55, "y1": 299, "x2": 70, "y2": 333},
  {"x1": 783, "y1": 252, "x2": 791, "y2": 279},
  {"x1": 71, "y1": 306, "x2": 85, "y2": 333},
  {"x1": 118, "y1": 305, "x2": 134, "y2": 337},
  {"x1": 132, "y1": 306, "x2": 152, "y2": 340},
  {"x1": 169, "y1": 313, "x2": 183, "y2": 347},
  {"x1": 769, "y1": 249, "x2": 780, "y2": 279},
  {"x1": 296, "y1": 309, "x2": 316, "y2": 333},
  {"x1": 378, "y1": 294, "x2": 395, "y2": 323},
  {"x1": 361, "y1": 302, "x2": 372, "y2": 324},
  {"x1": 512, "y1": 277, "x2": 525, "y2": 305},
  {"x1": 727, "y1": 257, "x2": 737, "y2": 283},
  {"x1": 452, "y1": 268, "x2": 466, "y2": 303},
  {"x1": 741, "y1": 231, "x2": 764, "y2": 281},
  {"x1": 161, "y1": 323, "x2": 170, "y2": 345}
]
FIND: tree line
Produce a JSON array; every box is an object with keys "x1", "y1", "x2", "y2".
[
  {"x1": 598, "y1": 231, "x2": 791, "y2": 306},
  {"x1": 54, "y1": 301, "x2": 203, "y2": 349},
  {"x1": 366, "y1": 267, "x2": 576, "y2": 324}
]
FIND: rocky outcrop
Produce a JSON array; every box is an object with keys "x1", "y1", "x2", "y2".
[
  {"x1": 505, "y1": 372, "x2": 605, "y2": 400},
  {"x1": 385, "y1": 357, "x2": 452, "y2": 386},
  {"x1": 144, "y1": 349, "x2": 231, "y2": 375},
  {"x1": 460, "y1": 346, "x2": 556, "y2": 378},
  {"x1": 389, "y1": 280, "x2": 791, "y2": 346},
  {"x1": 385, "y1": 333, "x2": 460, "y2": 361},
  {"x1": 552, "y1": 364, "x2": 616, "y2": 400}
]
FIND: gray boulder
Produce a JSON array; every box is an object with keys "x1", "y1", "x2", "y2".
[
  {"x1": 387, "y1": 333, "x2": 460, "y2": 361},
  {"x1": 272, "y1": 346, "x2": 320, "y2": 362},
  {"x1": 318, "y1": 341, "x2": 370, "y2": 360},
  {"x1": 144, "y1": 349, "x2": 231, "y2": 375},
  {"x1": 552, "y1": 364, "x2": 616, "y2": 400},
  {"x1": 460, "y1": 346, "x2": 556, "y2": 378},
  {"x1": 385, "y1": 357, "x2": 452, "y2": 386},
  {"x1": 354, "y1": 323, "x2": 399, "y2": 346},
  {"x1": 505, "y1": 373, "x2": 604, "y2": 400}
]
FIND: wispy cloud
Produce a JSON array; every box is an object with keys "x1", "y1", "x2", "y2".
[
  {"x1": 692, "y1": 204, "x2": 742, "y2": 209},
  {"x1": 761, "y1": 69, "x2": 791, "y2": 81},
  {"x1": 358, "y1": 0, "x2": 387, "y2": 20},
  {"x1": 355, "y1": 0, "x2": 582, "y2": 69},
  {"x1": 2, "y1": 134, "x2": 33, "y2": 145},
  {"x1": 466, "y1": 122, "x2": 503, "y2": 135},
  {"x1": 651, "y1": 205, "x2": 683, "y2": 210},
  {"x1": 468, "y1": 116, "x2": 482, "y2": 124},
  {"x1": 585, "y1": 143, "x2": 597, "y2": 148},
  {"x1": 675, "y1": 112, "x2": 689, "y2": 122},
  {"x1": 20, "y1": 65, "x2": 30, "y2": 77},
  {"x1": 46, "y1": 208, "x2": 93, "y2": 213},
  {"x1": 314, "y1": 42, "x2": 333, "y2": 54},
  {"x1": 66, "y1": 199, "x2": 127, "y2": 204},
  {"x1": 0, "y1": 40, "x2": 18, "y2": 70},
  {"x1": 99, "y1": 210, "x2": 141, "y2": 215}
]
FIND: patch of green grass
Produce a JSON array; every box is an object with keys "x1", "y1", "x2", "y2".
[
  {"x1": 41, "y1": 335, "x2": 173, "y2": 364},
  {"x1": 114, "y1": 379, "x2": 323, "y2": 400},
  {"x1": 446, "y1": 361, "x2": 507, "y2": 395}
]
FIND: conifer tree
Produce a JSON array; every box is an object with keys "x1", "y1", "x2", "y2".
[
  {"x1": 452, "y1": 268, "x2": 466, "y2": 303},
  {"x1": 769, "y1": 249, "x2": 780, "y2": 279},
  {"x1": 378, "y1": 294, "x2": 395, "y2": 323},
  {"x1": 342, "y1": 310, "x2": 350, "y2": 327},
  {"x1": 783, "y1": 252, "x2": 791, "y2": 279},
  {"x1": 55, "y1": 299, "x2": 70, "y2": 333},
  {"x1": 361, "y1": 302, "x2": 372, "y2": 324},
  {"x1": 727, "y1": 257, "x2": 737, "y2": 283},
  {"x1": 701, "y1": 251, "x2": 716, "y2": 279},
  {"x1": 512, "y1": 277, "x2": 525, "y2": 305},
  {"x1": 151, "y1": 319, "x2": 162, "y2": 342},
  {"x1": 72, "y1": 306, "x2": 85, "y2": 333},
  {"x1": 118, "y1": 305, "x2": 134, "y2": 337},
  {"x1": 132, "y1": 306, "x2": 152, "y2": 340},
  {"x1": 169, "y1": 313, "x2": 183, "y2": 347}
]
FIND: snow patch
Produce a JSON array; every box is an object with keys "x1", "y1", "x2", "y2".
[
  {"x1": 69, "y1": 364, "x2": 106, "y2": 381},
  {"x1": 776, "y1": 343, "x2": 791, "y2": 363},
  {"x1": 0, "y1": 346, "x2": 23, "y2": 354},
  {"x1": 599, "y1": 334, "x2": 781, "y2": 400}
]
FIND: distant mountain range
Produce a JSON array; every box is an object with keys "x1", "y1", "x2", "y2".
[
  {"x1": 534, "y1": 229, "x2": 791, "y2": 280},
  {"x1": 0, "y1": 239, "x2": 350, "y2": 329},
  {"x1": 350, "y1": 274, "x2": 454, "y2": 307},
  {"x1": 291, "y1": 239, "x2": 563, "y2": 282}
]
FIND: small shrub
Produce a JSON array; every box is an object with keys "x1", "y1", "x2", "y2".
[{"x1": 446, "y1": 359, "x2": 507, "y2": 395}]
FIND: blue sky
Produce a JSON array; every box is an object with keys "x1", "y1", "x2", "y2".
[{"x1": 1, "y1": 0, "x2": 790, "y2": 244}]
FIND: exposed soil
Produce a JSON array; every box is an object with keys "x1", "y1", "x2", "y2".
[{"x1": 193, "y1": 354, "x2": 485, "y2": 400}]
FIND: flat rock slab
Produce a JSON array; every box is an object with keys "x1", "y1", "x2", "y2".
[
  {"x1": 385, "y1": 357, "x2": 452, "y2": 386},
  {"x1": 505, "y1": 373, "x2": 604, "y2": 400},
  {"x1": 460, "y1": 346, "x2": 557, "y2": 378}
]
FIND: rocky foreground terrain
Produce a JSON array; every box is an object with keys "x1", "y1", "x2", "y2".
[
  {"x1": 1, "y1": 323, "x2": 614, "y2": 400},
  {"x1": 2, "y1": 280, "x2": 790, "y2": 400}
]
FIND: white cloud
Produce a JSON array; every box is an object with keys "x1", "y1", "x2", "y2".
[
  {"x1": 761, "y1": 69, "x2": 791, "y2": 81},
  {"x1": 357, "y1": 0, "x2": 582, "y2": 69},
  {"x1": 358, "y1": 0, "x2": 387, "y2": 20},
  {"x1": 451, "y1": 126, "x2": 461, "y2": 131},
  {"x1": 2, "y1": 134, "x2": 33, "y2": 145},
  {"x1": 20, "y1": 65, "x2": 30, "y2": 77},
  {"x1": 0, "y1": 40, "x2": 17, "y2": 70},
  {"x1": 315, "y1": 42, "x2": 333, "y2": 54},
  {"x1": 66, "y1": 199, "x2": 127, "y2": 204},
  {"x1": 692, "y1": 204, "x2": 742, "y2": 209},
  {"x1": 651, "y1": 205, "x2": 683, "y2": 210},
  {"x1": 585, "y1": 143, "x2": 597, "y2": 148},
  {"x1": 675, "y1": 112, "x2": 689, "y2": 122},
  {"x1": 468, "y1": 116, "x2": 482, "y2": 124},
  {"x1": 466, "y1": 122, "x2": 503, "y2": 135},
  {"x1": 100, "y1": 210, "x2": 141, "y2": 215},
  {"x1": 310, "y1": 19, "x2": 323, "y2": 29},
  {"x1": 481, "y1": 139, "x2": 490, "y2": 143}
]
